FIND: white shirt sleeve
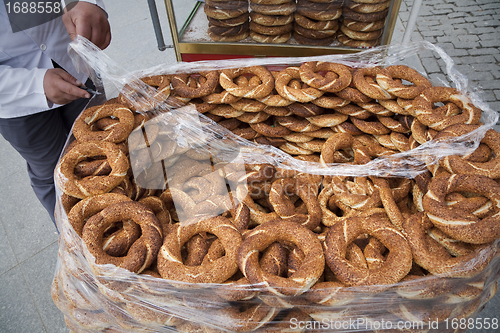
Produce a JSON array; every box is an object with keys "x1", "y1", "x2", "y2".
[
  {"x1": 62, "y1": 0, "x2": 106, "y2": 11},
  {"x1": 0, "y1": 66, "x2": 52, "y2": 115}
]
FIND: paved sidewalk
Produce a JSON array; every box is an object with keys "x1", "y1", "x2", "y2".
[
  {"x1": 400, "y1": 0, "x2": 500, "y2": 112},
  {"x1": 0, "y1": 0, "x2": 499, "y2": 332}
]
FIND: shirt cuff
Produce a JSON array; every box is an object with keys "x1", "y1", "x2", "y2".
[
  {"x1": 34, "y1": 68, "x2": 53, "y2": 109},
  {"x1": 61, "y1": 0, "x2": 106, "y2": 12}
]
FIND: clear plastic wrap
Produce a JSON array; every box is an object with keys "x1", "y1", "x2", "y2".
[{"x1": 52, "y1": 36, "x2": 500, "y2": 332}]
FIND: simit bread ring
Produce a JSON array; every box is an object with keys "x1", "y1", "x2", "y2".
[
  {"x1": 333, "y1": 104, "x2": 371, "y2": 119},
  {"x1": 67, "y1": 193, "x2": 133, "y2": 238},
  {"x1": 422, "y1": 174, "x2": 500, "y2": 244},
  {"x1": 220, "y1": 66, "x2": 275, "y2": 99},
  {"x1": 276, "y1": 115, "x2": 321, "y2": 132},
  {"x1": 237, "y1": 111, "x2": 271, "y2": 123},
  {"x1": 287, "y1": 102, "x2": 325, "y2": 117},
  {"x1": 56, "y1": 142, "x2": 129, "y2": 199},
  {"x1": 337, "y1": 32, "x2": 381, "y2": 48},
  {"x1": 208, "y1": 21, "x2": 249, "y2": 36},
  {"x1": 412, "y1": 87, "x2": 482, "y2": 131},
  {"x1": 436, "y1": 125, "x2": 500, "y2": 178},
  {"x1": 335, "y1": 86, "x2": 372, "y2": 103},
  {"x1": 249, "y1": 2, "x2": 297, "y2": 16},
  {"x1": 306, "y1": 112, "x2": 348, "y2": 127},
  {"x1": 339, "y1": 25, "x2": 382, "y2": 41},
  {"x1": 352, "y1": 67, "x2": 393, "y2": 100},
  {"x1": 249, "y1": 21, "x2": 293, "y2": 35},
  {"x1": 208, "y1": 13, "x2": 249, "y2": 27},
  {"x1": 344, "y1": 0, "x2": 391, "y2": 14},
  {"x1": 402, "y1": 212, "x2": 495, "y2": 278},
  {"x1": 230, "y1": 98, "x2": 267, "y2": 112},
  {"x1": 204, "y1": 4, "x2": 249, "y2": 20},
  {"x1": 324, "y1": 213, "x2": 413, "y2": 286},
  {"x1": 294, "y1": 32, "x2": 336, "y2": 46},
  {"x1": 157, "y1": 216, "x2": 242, "y2": 284},
  {"x1": 269, "y1": 177, "x2": 322, "y2": 230},
  {"x1": 351, "y1": 116, "x2": 391, "y2": 135},
  {"x1": 208, "y1": 29, "x2": 250, "y2": 42},
  {"x1": 250, "y1": 117, "x2": 292, "y2": 137},
  {"x1": 320, "y1": 132, "x2": 371, "y2": 166},
  {"x1": 294, "y1": 23, "x2": 338, "y2": 39},
  {"x1": 238, "y1": 219, "x2": 325, "y2": 296},
  {"x1": 342, "y1": 18, "x2": 386, "y2": 32},
  {"x1": 206, "y1": 0, "x2": 248, "y2": 9},
  {"x1": 249, "y1": 31, "x2": 292, "y2": 43},
  {"x1": 342, "y1": 7, "x2": 389, "y2": 22},
  {"x1": 376, "y1": 65, "x2": 432, "y2": 99},
  {"x1": 250, "y1": 11, "x2": 294, "y2": 26},
  {"x1": 72, "y1": 104, "x2": 135, "y2": 143},
  {"x1": 275, "y1": 67, "x2": 324, "y2": 103},
  {"x1": 299, "y1": 62, "x2": 352, "y2": 93},
  {"x1": 171, "y1": 71, "x2": 219, "y2": 98},
  {"x1": 312, "y1": 93, "x2": 350, "y2": 109},
  {"x1": 296, "y1": 0, "x2": 342, "y2": 21},
  {"x1": 294, "y1": 12, "x2": 339, "y2": 30},
  {"x1": 82, "y1": 201, "x2": 162, "y2": 273},
  {"x1": 117, "y1": 76, "x2": 171, "y2": 111},
  {"x1": 250, "y1": 0, "x2": 292, "y2": 4},
  {"x1": 215, "y1": 302, "x2": 279, "y2": 332}
]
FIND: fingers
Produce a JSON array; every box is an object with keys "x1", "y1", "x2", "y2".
[
  {"x1": 63, "y1": 2, "x2": 111, "y2": 49},
  {"x1": 43, "y1": 69, "x2": 91, "y2": 105}
]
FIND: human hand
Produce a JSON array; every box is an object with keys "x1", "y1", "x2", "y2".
[
  {"x1": 43, "y1": 68, "x2": 91, "y2": 105},
  {"x1": 62, "y1": 1, "x2": 111, "y2": 50}
]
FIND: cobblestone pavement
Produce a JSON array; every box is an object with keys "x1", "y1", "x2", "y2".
[{"x1": 400, "y1": 0, "x2": 500, "y2": 114}]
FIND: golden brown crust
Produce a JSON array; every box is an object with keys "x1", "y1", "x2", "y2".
[
  {"x1": 299, "y1": 61, "x2": 352, "y2": 93},
  {"x1": 157, "y1": 216, "x2": 243, "y2": 284},
  {"x1": 294, "y1": 31, "x2": 336, "y2": 46},
  {"x1": 294, "y1": 12, "x2": 339, "y2": 30},
  {"x1": 171, "y1": 71, "x2": 220, "y2": 98},
  {"x1": 220, "y1": 66, "x2": 275, "y2": 99},
  {"x1": 249, "y1": 30, "x2": 292, "y2": 43},
  {"x1": 82, "y1": 201, "x2": 162, "y2": 273},
  {"x1": 249, "y1": 11, "x2": 293, "y2": 26},
  {"x1": 249, "y1": 21, "x2": 293, "y2": 35},
  {"x1": 413, "y1": 87, "x2": 482, "y2": 131},
  {"x1": 56, "y1": 142, "x2": 129, "y2": 199},
  {"x1": 340, "y1": 24, "x2": 383, "y2": 41},
  {"x1": 204, "y1": 3, "x2": 248, "y2": 20},
  {"x1": 208, "y1": 12, "x2": 249, "y2": 27},
  {"x1": 237, "y1": 219, "x2": 325, "y2": 296},
  {"x1": 423, "y1": 174, "x2": 500, "y2": 245},
  {"x1": 402, "y1": 212, "x2": 495, "y2": 278},
  {"x1": 324, "y1": 214, "x2": 413, "y2": 286},
  {"x1": 342, "y1": 18, "x2": 386, "y2": 32},
  {"x1": 345, "y1": 0, "x2": 391, "y2": 14},
  {"x1": 73, "y1": 104, "x2": 135, "y2": 143},
  {"x1": 249, "y1": 1, "x2": 296, "y2": 15},
  {"x1": 342, "y1": 7, "x2": 389, "y2": 23}
]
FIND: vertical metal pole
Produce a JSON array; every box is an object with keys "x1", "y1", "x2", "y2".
[
  {"x1": 402, "y1": 0, "x2": 424, "y2": 44},
  {"x1": 164, "y1": 0, "x2": 182, "y2": 61},
  {"x1": 147, "y1": 0, "x2": 167, "y2": 51}
]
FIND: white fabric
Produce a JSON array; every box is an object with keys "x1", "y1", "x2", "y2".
[{"x1": 0, "y1": 0, "x2": 104, "y2": 118}]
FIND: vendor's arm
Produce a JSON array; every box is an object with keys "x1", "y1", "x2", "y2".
[{"x1": 62, "y1": 0, "x2": 111, "y2": 49}]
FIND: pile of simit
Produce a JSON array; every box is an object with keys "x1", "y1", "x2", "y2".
[{"x1": 52, "y1": 61, "x2": 500, "y2": 332}]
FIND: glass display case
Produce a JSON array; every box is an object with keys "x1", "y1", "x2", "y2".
[{"x1": 164, "y1": 0, "x2": 403, "y2": 61}]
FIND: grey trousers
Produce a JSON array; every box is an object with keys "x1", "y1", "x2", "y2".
[{"x1": 0, "y1": 91, "x2": 92, "y2": 227}]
